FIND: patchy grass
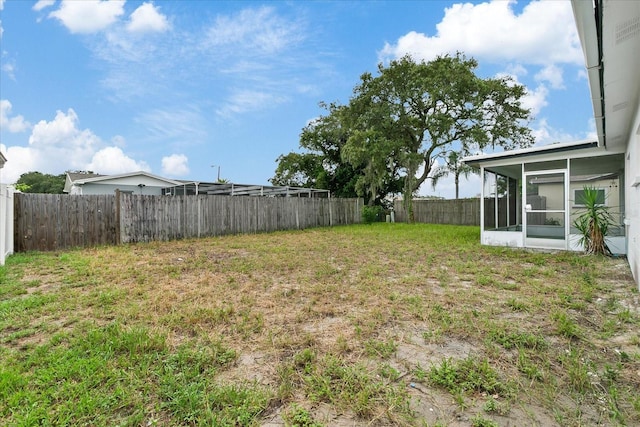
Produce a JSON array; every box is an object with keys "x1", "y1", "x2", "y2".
[{"x1": 1, "y1": 223, "x2": 639, "y2": 426}]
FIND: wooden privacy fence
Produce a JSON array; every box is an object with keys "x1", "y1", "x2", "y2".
[
  {"x1": 14, "y1": 194, "x2": 118, "y2": 252},
  {"x1": 118, "y1": 193, "x2": 362, "y2": 243},
  {"x1": 394, "y1": 198, "x2": 481, "y2": 225},
  {"x1": 14, "y1": 193, "x2": 363, "y2": 251}
]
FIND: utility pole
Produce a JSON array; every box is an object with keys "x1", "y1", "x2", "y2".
[{"x1": 211, "y1": 164, "x2": 220, "y2": 182}]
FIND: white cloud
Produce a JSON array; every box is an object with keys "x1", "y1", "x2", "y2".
[
  {"x1": 33, "y1": 0, "x2": 55, "y2": 12},
  {"x1": 1, "y1": 108, "x2": 148, "y2": 183},
  {"x1": 161, "y1": 154, "x2": 189, "y2": 176},
  {"x1": 1, "y1": 100, "x2": 31, "y2": 132},
  {"x1": 535, "y1": 64, "x2": 565, "y2": 89},
  {"x1": 49, "y1": 0, "x2": 125, "y2": 34},
  {"x1": 1, "y1": 60, "x2": 15, "y2": 80},
  {"x1": 111, "y1": 135, "x2": 126, "y2": 148},
  {"x1": 83, "y1": 4, "x2": 312, "y2": 115},
  {"x1": 521, "y1": 84, "x2": 549, "y2": 117},
  {"x1": 504, "y1": 63, "x2": 528, "y2": 77},
  {"x1": 0, "y1": 144, "x2": 39, "y2": 184},
  {"x1": 379, "y1": 0, "x2": 582, "y2": 66},
  {"x1": 531, "y1": 118, "x2": 591, "y2": 145},
  {"x1": 134, "y1": 107, "x2": 208, "y2": 144},
  {"x1": 127, "y1": 2, "x2": 169, "y2": 34},
  {"x1": 495, "y1": 72, "x2": 549, "y2": 117},
  {"x1": 28, "y1": 109, "x2": 100, "y2": 168},
  {"x1": 87, "y1": 146, "x2": 150, "y2": 174},
  {"x1": 217, "y1": 89, "x2": 288, "y2": 117},
  {"x1": 205, "y1": 6, "x2": 303, "y2": 56}
]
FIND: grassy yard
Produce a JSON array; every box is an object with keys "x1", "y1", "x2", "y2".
[{"x1": 1, "y1": 223, "x2": 639, "y2": 426}]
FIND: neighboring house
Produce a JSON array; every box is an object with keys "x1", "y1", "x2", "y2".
[
  {"x1": 64, "y1": 171, "x2": 181, "y2": 195},
  {"x1": 0, "y1": 151, "x2": 6, "y2": 170},
  {"x1": 464, "y1": 0, "x2": 640, "y2": 287},
  {"x1": 164, "y1": 181, "x2": 330, "y2": 197}
]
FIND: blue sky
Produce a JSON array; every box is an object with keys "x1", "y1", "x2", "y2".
[{"x1": 1, "y1": 0, "x2": 595, "y2": 198}]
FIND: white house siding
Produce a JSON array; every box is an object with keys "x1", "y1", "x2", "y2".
[
  {"x1": 625, "y1": 108, "x2": 640, "y2": 285},
  {"x1": 76, "y1": 183, "x2": 164, "y2": 196}
]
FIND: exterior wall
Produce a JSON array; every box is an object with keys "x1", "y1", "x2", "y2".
[
  {"x1": 566, "y1": 177, "x2": 622, "y2": 228},
  {"x1": 73, "y1": 183, "x2": 165, "y2": 196},
  {"x1": 92, "y1": 175, "x2": 174, "y2": 187},
  {"x1": 481, "y1": 230, "x2": 523, "y2": 248},
  {"x1": 0, "y1": 184, "x2": 14, "y2": 265},
  {"x1": 625, "y1": 108, "x2": 640, "y2": 286}
]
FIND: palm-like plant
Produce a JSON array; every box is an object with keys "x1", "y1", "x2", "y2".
[
  {"x1": 573, "y1": 186, "x2": 614, "y2": 255},
  {"x1": 430, "y1": 151, "x2": 477, "y2": 199}
]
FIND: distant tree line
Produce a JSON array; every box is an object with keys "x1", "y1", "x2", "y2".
[
  {"x1": 15, "y1": 172, "x2": 66, "y2": 194},
  {"x1": 14, "y1": 170, "x2": 96, "y2": 194},
  {"x1": 271, "y1": 53, "x2": 534, "y2": 220}
]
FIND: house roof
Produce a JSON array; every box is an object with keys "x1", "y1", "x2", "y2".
[
  {"x1": 462, "y1": 140, "x2": 598, "y2": 167},
  {"x1": 69, "y1": 171, "x2": 181, "y2": 186},
  {"x1": 0, "y1": 150, "x2": 6, "y2": 166},
  {"x1": 66, "y1": 172, "x2": 104, "y2": 182},
  {"x1": 165, "y1": 181, "x2": 330, "y2": 197}
]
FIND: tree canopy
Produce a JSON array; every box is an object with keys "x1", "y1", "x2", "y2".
[
  {"x1": 15, "y1": 172, "x2": 66, "y2": 194},
  {"x1": 271, "y1": 102, "x2": 402, "y2": 203},
  {"x1": 273, "y1": 53, "x2": 534, "y2": 213}
]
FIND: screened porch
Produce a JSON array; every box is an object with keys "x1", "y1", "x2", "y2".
[{"x1": 464, "y1": 141, "x2": 626, "y2": 254}]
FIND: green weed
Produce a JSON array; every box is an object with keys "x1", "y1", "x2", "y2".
[
  {"x1": 471, "y1": 414, "x2": 499, "y2": 427},
  {"x1": 283, "y1": 404, "x2": 324, "y2": 427},
  {"x1": 429, "y1": 357, "x2": 508, "y2": 397},
  {"x1": 364, "y1": 338, "x2": 397, "y2": 359},
  {"x1": 505, "y1": 298, "x2": 528, "y2": 312},
  {"x1": 552, "y1": 311, "x2": 582, "y2": 339},
  {"x1": 488, "y1": 328, "x2": 547, "y2": 350}
]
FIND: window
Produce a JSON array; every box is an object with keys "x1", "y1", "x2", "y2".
[{"x1": 573, "y1": 188, "x2": 605, "y2": 206}]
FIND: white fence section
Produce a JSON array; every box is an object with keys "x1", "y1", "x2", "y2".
[{"x1": 0, "y1": 184, "x2": 14, "y2": 265}]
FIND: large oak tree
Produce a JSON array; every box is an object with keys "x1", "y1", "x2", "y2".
[
  {"x1": 273, "y1": 53, "x2": 533, "y2": 215},
  {"x1": 343, "y1": 53, "x2": 534, "y2": 218}
]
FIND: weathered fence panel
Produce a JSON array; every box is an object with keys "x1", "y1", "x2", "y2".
[
  {"x1": 14, "y1": 194, "x2": 118, "y2": 252},
  {"x1": 14, "y1": 193, "x2": 363, "y2": 250},
  {"x1": 119, "y1": 194, "x2": 363, "y2": 243},
  {"x1": 394, "y1": 198, "x2": 481, "y2": 225}
]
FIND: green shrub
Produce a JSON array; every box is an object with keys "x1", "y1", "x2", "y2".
[{"x1": 362, "y1": 205, "x2": 385, "y2": 224}]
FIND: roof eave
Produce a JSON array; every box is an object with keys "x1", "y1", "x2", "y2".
[
  {"x1": 462, "y1": 140, "x2": 599, "y2": 167},
  {"x1": 571, "y1": 0, "x2": 605, "y2": 147}
]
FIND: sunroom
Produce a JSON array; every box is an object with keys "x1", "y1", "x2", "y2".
[{"x1": 463, "y1": 140, "x2": 627, "y2": 254}]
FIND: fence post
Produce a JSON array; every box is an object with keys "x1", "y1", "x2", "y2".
[
  {"x1": 329, "y1": 194, "x2": 333, "y2": 227},
  {"x1": 115, "y1": 189, "x2": 122, "y2": 245}
]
